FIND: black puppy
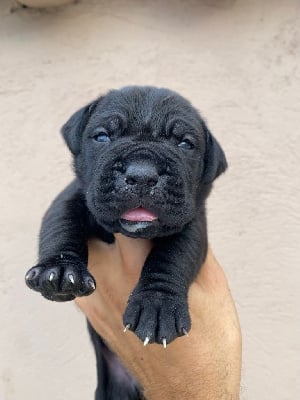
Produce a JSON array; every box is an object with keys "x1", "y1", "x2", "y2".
[{"x1": 25, "y1": 86, "x2": 227, "y2": 399}]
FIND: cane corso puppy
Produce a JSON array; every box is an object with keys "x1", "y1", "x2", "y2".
[{"x1": 25, "y1": 86, "x2": 227, "y2": 399}]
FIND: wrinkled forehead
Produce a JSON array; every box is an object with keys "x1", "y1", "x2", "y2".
[{"x1": 89, "y1": 87, "x2": 203, "y2": 135}]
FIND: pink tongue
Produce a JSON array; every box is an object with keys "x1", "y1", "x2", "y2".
[{"x1": 121, "y1": 207, "x2": 158, "y2": 222}]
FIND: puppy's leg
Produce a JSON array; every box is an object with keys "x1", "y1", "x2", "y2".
[
  {"x1": 25, "y1": 180, "x2": 95, "y2": 301},
  {"x1": 87, "y1": 321, "x2": 144, "y2": 400},
  {"x1": 123, "y1": 214, "x2": 207, "y2": 346}
]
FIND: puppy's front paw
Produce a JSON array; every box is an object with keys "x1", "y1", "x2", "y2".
[
  {"x1": 123, "y1": 291, "x2": 191, "y2": 346},
  {"x1": 25, "y1": 255, "x2": 95, "y2": 302}
]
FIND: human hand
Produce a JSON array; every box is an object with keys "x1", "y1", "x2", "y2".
[{"x1": 75, "y1": 234, "x2": 242, "y2": 400}]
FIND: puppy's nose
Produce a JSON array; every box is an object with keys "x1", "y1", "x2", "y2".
[{"x1": 124, "y1": 161, "x2": 159, "y2": 187}]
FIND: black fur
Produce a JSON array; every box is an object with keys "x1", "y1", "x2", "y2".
[
  {"x1": 87, "y1": 322, "x2": 144, "y2": 400},
  {"x1": 25, "y1": 86, "x2": 227, "y2": 399}
]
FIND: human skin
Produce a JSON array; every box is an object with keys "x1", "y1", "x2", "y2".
[{"x1": 75, "y1": 234, "x2": 242, "y2": 400}]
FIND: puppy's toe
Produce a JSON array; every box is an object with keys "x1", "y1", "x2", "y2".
[
  {"x1": 157, "y1": 305, "x2": 178, "y2": 345},
  {"x1": 123, "y1": 302, "x2": 142, "y2": 332},
  {"x1": 134, "y1": 305, "x2": 158, "y2": 344},
  {"x1": 40, "y1": 267, "x2": 61, "y2": 293},
  {"x1": 58, "y1": 267, "x2": 96, "y2": 297},
  {"x1": 77, "y1": 273, "x2": 96, "y2": 296},
  {"x1": 175, "y1": 307, "x2": 191, "y2": 337},
  {"x1": 60, "y1": 267, "x2": 80, "y2": 293},
  {"x1": 25, "y1": 266, "x2": 43, "y2": 291}
]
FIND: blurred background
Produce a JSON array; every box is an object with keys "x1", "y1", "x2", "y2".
[{"x1": 0, "y1": 0, "x2": 299, "y2": 399}]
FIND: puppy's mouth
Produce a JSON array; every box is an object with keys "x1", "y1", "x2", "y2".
[{"x1": 119, "y1": 207, "x2": 158, "y2": 233}]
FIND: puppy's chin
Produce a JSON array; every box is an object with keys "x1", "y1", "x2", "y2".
[{"x1": 118, "y1": 219, "x2": 160, "y2": 239}]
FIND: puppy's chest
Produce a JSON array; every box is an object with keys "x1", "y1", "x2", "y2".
[{"x1": 87, "y1": 214, "x2": 115, "y2": 244}]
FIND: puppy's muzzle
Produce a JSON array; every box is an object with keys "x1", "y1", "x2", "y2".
[{"x1": 113, "y1": 153, "x2": 165, "y2": 235}]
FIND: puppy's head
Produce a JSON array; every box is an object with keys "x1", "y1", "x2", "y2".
[{"x1": 62, "y1": 86, "x2": 227, "y2": 238}]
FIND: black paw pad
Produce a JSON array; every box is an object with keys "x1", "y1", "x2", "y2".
[
  {"x1": 123, "y1": 291, "x2": 191, "y2": 346},
  {"x1": 25, "y1": 256, "x2": 95, "y2": 302}
]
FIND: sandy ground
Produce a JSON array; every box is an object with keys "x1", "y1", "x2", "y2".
[{"x1": 0, "y1": 0, "x2": 299, "y2": 399}]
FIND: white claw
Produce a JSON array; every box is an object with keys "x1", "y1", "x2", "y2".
[
  {"x1": 49, "y1": 272, "x2": 55, "y2": 282},
  {"x1": 162, "y1": 338, "x2": 167, "y2": 349},
  {"x1": 182, "y1": 328, "x2": 189, "y2": 336},
  {"x1": 25, "y1": 272, "x2": 32, "y2": 280},
  {"x1": 123, "y1": 324, "x2": 131, "y2": 333},
  {"x1": 68, "y1": 274, "x2": 75, "y2": 284},
  {"x1": 88, "y1": 279, "x2": 96, "y2": 290},
  {"x1": 144, "y1": 336, "x2": 150, "y2": 346}
]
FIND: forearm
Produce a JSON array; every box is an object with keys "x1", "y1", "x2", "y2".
[
  {"x1": 143, "y1": 372, "x2": 240, "y2": 400},
  {"x1": 143, "y1": 344, "x2": 241, "y2": 400},
  {"x1": 115, "y1": 316, "x2": 241, "y2": 400},
  {"x1": 106, "y1": 319, "x2": 241, "y2": 400},
  {"x1": 39, "y1": 180, "x2": 89, "y2": 262},
  {"x1": 76, "y1": 241, "x2": 242, "y2": 400}
]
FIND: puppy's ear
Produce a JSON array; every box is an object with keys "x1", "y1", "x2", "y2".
[
  {"x1": 202, "y1": 121, "x2": 228, "y2": 184},
  {"x1": 61, "y1": 100, "x2": 98, "y2": 155}
]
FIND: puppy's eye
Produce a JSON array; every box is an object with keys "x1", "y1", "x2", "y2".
[
  {"x1": 178, "y1": 139, "x2": 194, "y2": 150},
  {"x1": 93, "y1": 134, "x2": 110, "y2": 142},
  {"x1": 93, "y1": 129, "x2": 111, "y2": 143}
]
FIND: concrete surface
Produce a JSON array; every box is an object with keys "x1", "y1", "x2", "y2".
[{"x1": 0, "y1": 0, "x2": 299, "y2": 399}]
